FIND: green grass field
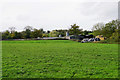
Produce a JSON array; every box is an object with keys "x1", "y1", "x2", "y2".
[{"x1": 2, "y1": 40, "x2": 118, "y2": 78}]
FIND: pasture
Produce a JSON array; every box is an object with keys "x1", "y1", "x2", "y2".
[{"x1": 2, "y1": 40, "x2": 118, "y2": 78}]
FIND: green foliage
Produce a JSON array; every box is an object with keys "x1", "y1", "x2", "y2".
[
  {"x1": 82, "y1": 30, "x2": 93, "y2": 35},
  {"x1": 92, "y1": 20, "x2": 120, "y2": 42},
  {"x1": 83, "y1": 30, "x2": 88, "y2": 35},
  {"x1": 31, "y1": 29, "x2": 43, "y2": 38},
  {"x1": 2, "y1": 30, "x2": 11, "y2": 39},
  {"x1": 2, "y1": 40, "x2": 118, "y2": 78},
  {"x1": 69, "y1": 24, "x2": 82, "y2": 36},
  {"x1": 13, "y1": 32, "x2": 22, "y2": 39},
  {"x1": 101, "y1": 21, "x2": 117, "y2": 38},
  {"x1": 49, "y1": 30, "x2": 59, "y2": 37},
  {"x1": 55, "y1": 29, "x2": 68, "y2": 37},
  {"x1": 2, "y1": 26, "x2": 45, "y2": 40},
  {"x1": 110, "y1": 29, "x2": 120, "y2": 42},
  {"x1": 24, "y1": 29, "x2": 32, "y2": 39},
  {"x1": 42, "y1": 33, "x2": 49, "y2": 37},
  {"x1": 92, "y1": 23, "x2": 104, "y2": 36}
]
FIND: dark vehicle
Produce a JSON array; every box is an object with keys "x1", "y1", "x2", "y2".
[{"x1": 81, "y1": 38, "x2": 100, "y2": 43}]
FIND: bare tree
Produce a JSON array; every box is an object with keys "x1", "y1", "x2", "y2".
[
  {"x1": 9, "y1": 27, "x2": 16, "y2": 33},
  {"x1": 24, "y1": 26, "x2": 33, "y2": 31}
]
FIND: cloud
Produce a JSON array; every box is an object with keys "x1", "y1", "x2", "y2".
[{"x1": 0, "y1": 1, "x2": 118, "y2": 31}]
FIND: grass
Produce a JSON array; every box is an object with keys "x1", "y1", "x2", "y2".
[
  {"x1": 2, "y1": 40, "x2": 118, "y2": 78},
  {"x1": 0, "y1": 41, "x2": 2, "y2": 80}
]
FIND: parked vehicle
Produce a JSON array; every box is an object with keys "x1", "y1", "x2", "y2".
[
  {"x1": 88, "y1": 38, "x2": 95, "y2": 42},
  {"x1": 95, "y1": 38, "x2": 100, "y2": 41},
  {"x1": 81, "y1": 38, "x2": 89, "y2": 43},
  {"x1": 81, "y1": 38, "x2": 100, "y2": 43}
]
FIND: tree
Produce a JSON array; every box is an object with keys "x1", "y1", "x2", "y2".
[
  {"x1": 13, "y1": 32, "x2": 22, "y2": 39},
  {"x1": 109, "y1": 20, "x2": 120, "y2": 42},
  {"x1": 42, "y1": 33, "x2": 49, "y2": 37},
  {"x1": 0, "y1": 32, "x2": 2, "y2": 40},
  {"x1": 92, "y1": 23, "x2": 104, "y2": 36},
  {"x1": 47, "y1": 30, "x2": 50, "y2": 34},
  {"x1": 92, "y1": 19, "x2": 120, "y2": 42},
  {"x1": 92, "y1": 21, "x2": 117, "y2": 38},
  {"x1": 24, "y1": 26, "x2": 33, "y2": 30},
  {"x1": 49, "y1": 30, "x2": 59, "y2": 37},
  {"x1": 56, "y1": 29, "x2": 68, "y2": 37},
  {"x1": 31, "y1": 28, "x2": 43, "y2": 38},
  {"x1": 2, "y1": 30, "x2": 11, "y2": 40},
  {"x1": 69, "y1": 24, "x2": 82, "y2": 38},
  {"x1": 83, "y1": 30, "x2": 88, "y2": 35},
  {"x1": 84, "y1": 30, "x2": 93, "y2": 35},
  {"x1": 24, "y1": 26, "x2": 33, "y2": 39},
  {"x1": 9, "y1": 27, "x2": 16, "y2": 34},
  {"x1": 110, "y1": 29, "x2": 119, "y2": 42}
]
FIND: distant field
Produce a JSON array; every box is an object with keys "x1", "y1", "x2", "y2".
[{"x1": 2, "y1": 40, "x2": 118, "y2": 78}]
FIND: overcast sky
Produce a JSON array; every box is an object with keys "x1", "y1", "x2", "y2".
[{"x1": 0, "y1": 0, "x2": 119, "y2": 32}]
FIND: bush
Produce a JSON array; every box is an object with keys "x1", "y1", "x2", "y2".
[
  {"x1": 98, "y1": 39, "x2": 119, "y2": 44},
  {"x1": 110, "y1": 30, "x2": 119, "y2": 42}
]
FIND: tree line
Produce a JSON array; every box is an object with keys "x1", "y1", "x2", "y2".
[
  {"x1": 1, "y1": 24, "x2": 92, "y2": 40},
  {"x1": 92, "y1": 19, "x2": 120, "y2": 42},
  {"x1": 1, "y1": 19, "x2": 119, "y2": 42}
]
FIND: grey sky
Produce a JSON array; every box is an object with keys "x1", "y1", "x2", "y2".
[{"x1": 0, "y1": 0, "x2": 119, "y2": 32}]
